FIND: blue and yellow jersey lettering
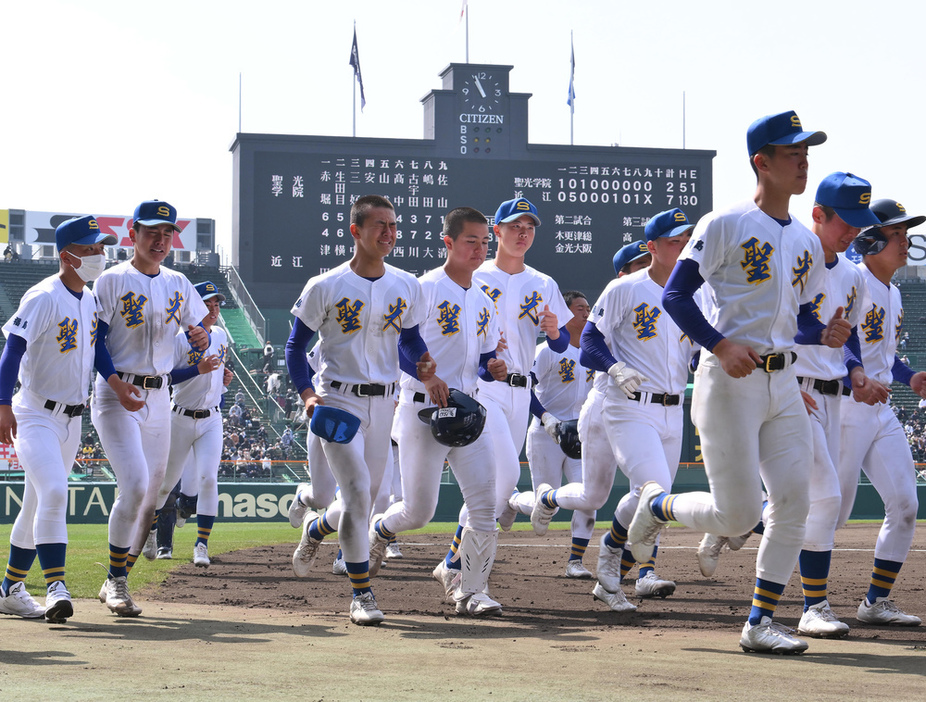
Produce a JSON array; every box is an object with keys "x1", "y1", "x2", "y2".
[
  {"x1": 862, "y1": 304, "x2": 885, "y2": 343},
  {"x1": 518, "y1": 291, "x2": 542, "y2": 324},
  {"x1": 383, "y1": 297, "x2": 407, "y2": 333},
  {"x1": 56, "y1": 317, "x2": 78, "y2": 354},
  {"x1": 436, "y1": 301, "x2": 462, "y2": 336},
  {"x1": 335, "y1": 297, "x2": 364, "y2": 334},
  {"x1": 791, "y1": 250, "x2": 813, "y2": 294},
  {"x1": 119, "y1": 292, "x2": 148, "y2": 329},
  {"x1": 740, "y1": 237, "x2": 774, "y2": 285},
  {"x1": 557, "y1": 358, "x2": 576, "y2": 384},
  {"x1": 632, "y1": 302, "x2": 661, "y2": 341},
  {"x1": 165, "y1": 291, "x2": 183, "y2": 326}
]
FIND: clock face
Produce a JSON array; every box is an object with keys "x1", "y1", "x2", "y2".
[{"x1": 462, "y1": 72, "x2": 501, "y2": 113}]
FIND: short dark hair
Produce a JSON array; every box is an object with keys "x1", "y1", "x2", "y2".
[
  {"x1": 442, "y1": 207, "x2": 489, "y2": 240},
  {"x1": 563, "y1": 290, "x2": 588, "y2": 307},
  {"x1": 350, "y1": 195, "x2": 395, "y2": 227},
  {"x1": 814, "y1": 203, "x2": 837, "y2": 222},
  {"x1": 749, "y1": 144, "x2": 777, "y2": 180}
]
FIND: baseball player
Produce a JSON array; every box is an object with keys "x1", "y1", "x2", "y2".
[
  {"x1": 533, "y1": 209, "x2": 695, "y2": 610},
  {"x1": 612, "y1": 240, "x2": 651, "y2": 277},
  {"x1": 837, "y1": 199, "x2": 924, "y2": 627},
  {"x1": 368, "y1": 206, "x2": 508, "y2": 615},
  {"x1": 284, "y1": 194, "x2": 434, "y2": 626},
  {"x1": 507, "y1": 290, "x2": 596, "y2": 578},
  {"x1": 152, "y1": 281, "x2": 230, "y2": 568},
  {"x1": 626, "y1": 111, "x2": 852, "y2": 654},
  {"x1": 436, "y1": 197, "x2": 571, "y2": 577},
  {"x1": 0, "y1": 216, "x2": 122, "y2": 623},
  {"x1": 92, "y1": 200, "x2": 210, "y2": 617}
]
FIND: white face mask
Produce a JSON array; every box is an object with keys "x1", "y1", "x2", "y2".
[{"x1": 67, "y1": 252, "x2": 106, "y2": 282}]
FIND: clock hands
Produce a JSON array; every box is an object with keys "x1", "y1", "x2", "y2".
[{"x1": 474, "y1": 76, "x2": 487, "y2": 98}]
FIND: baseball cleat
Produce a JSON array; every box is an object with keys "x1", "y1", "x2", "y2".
[
  {"x1": 385, "y1": 542, "x2": 403, "y2": 559},
  {"x1": 627, "y1": 481, "x2": 668, "y2": 565},
  {"x1": 288, "y1": 483, "x2": 310, "y2": 528},
  {"x1": 727, "y1": 531, "x2": 753, "y2": 551},
  {"x1": 292, "y1": 510, "x2": 321, "y2": 578},
  {"x1": 697, "y1": 533, "x2": 728, "y2": 577},
  {"x1": 739, "y1": 617, "x2": 808, "y2": 654},
  {"x1": 530, "y1": 483, "x2": 558, "y2": 535},
  {"x1": 99, "y1": 576, "x2": 143, "y2": 617},
  {"x1": 156, "y1": 547, "x2": 173, "y2": 560},
  {"x1": 634, "y1": 572, "x2": 676, "y2": 598},
  {"x1": 798, "y1": 601, "x2": 850, "y2": 638},
  {"x1": 592, "y1": 582, "x2": 637, "y2": 613},
  {"x1": 596, "y1": 533, "x2": 623, "y2": 593},
  {"x1": 332, "y1": 555, "x2": 348, "y2": 576},
  {"x1": 349, "y1": 592, "x2": 384, "y2": 626},
  {"x1": 367, "y1": 515, "x2": 389, "y2": 578},
  {"x1": 497, "y1": 494, "x2": 518, "y2": 532},
  {"x1": 44, "y1": 581, "x2": 73, "y2": 624},
  {"x1": 857, "y1": 597, "x2": 922, "y2": 626},
  {"x1": 432, "y1": 560, "x2": 459, "y2": 603},
  {"x1": 0, "y1": 581, "x2": 46, "y2": 619},
  {"x1": 456, "y1": 592, "x2": 502, "y2": 616},
  {"x1": 142, "y1": 530, "x2": 158, "y2": 561},
  {"x1": 565, "y1": 559, "x2": 594, "y2": 579},
  {"x1": 193, "y1": 543, "x2": 210, "y2": 568}
]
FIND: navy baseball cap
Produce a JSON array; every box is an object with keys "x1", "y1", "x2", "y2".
[
  {"x1": 495, "y1": 198, "x2": 541, "y2": 226},
  {"x1": 746, "y1": 110, "x2": 827, "y2": 156},
  {"x1": 55, "y1": 215, "x2": 117, "y2": 251},
  {"x1": 612, "y1": 240, "x2": 650, "y2": 275},
  {"x1": 644, "y1": 208, "x2": 694, "y2": 242},
  {"x1": 870, "y1": 199, "x2": 926, "y2": 229},
  {"x1": 134, "y1": 200, "x2": 181, "y2": 231},
  {"x1": 195, "y1": 281, "x2": 226, "y2": 303},
  {"x1": 815, "y1": 173, "x2": 880, "y2": 228},
  {"x1": 310, "y1": 406, "x2": 361, "y2": 444}
]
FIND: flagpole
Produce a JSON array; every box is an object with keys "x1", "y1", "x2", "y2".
[
  {"x1": 682, "y1": 90, "x2": 687, "y2": 149},
  {"x1": 568, "y1": 31, "x2": 575, "y2": 146},
  {"x1": 352, "y1": 21, "x2": 357, "y2": 137},
  {"x1": 238, "y1": 72, "x2": 242, "y2": 133},
  {"x1": 465, "y1": 4, "x2": 469, "y2": 63}
]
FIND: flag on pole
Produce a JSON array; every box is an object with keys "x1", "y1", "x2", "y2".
[
  {"x1": 567, "y1": 33, "x2": 576, "y2": 112},
  {"x1": 349, "y1": 26, "x2": 366, "y2": 110},
  {"x1": 460, "y1": 0, "x2": 468, "y2": 20}
]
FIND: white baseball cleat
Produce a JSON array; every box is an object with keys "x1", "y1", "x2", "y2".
[
  {"x1": 456, "y1": 592, "x2": 502, "y2": 616},
  {"x1": 530, "y1": 483, "x2": 558, "y2": 535},
  {"x1": 798, "y1": 601, "x2": 850, "y2": 638},
  {"x1": 292, "y1": 510, "x2": 321, "y2": 578},
  {"x1": 727, "y1": 531, "x2": 753, "y2": 551},
  {"x1": 156, "y1": 547, "x2": 173, "y2": 560},
  {"x1": 99, "y1": 576, "x2": 143, "y2": 617},
  {"x1": 44, "y1": 581, "x2": 73, "y2": 624},
  {"x1": 739, "y1": 617, "x2": 808, "y2": 654},
  {"x1": 288, "y1": 483, "x2": 309, "y2": 528},
  {"x1": 142, "y1": 530, "x2": 158, "y2": 561},
  {"x1": 634, "y1": 572, "x2": 676, "y2": 598},
  {"x1": 385, "y1": 542, "x2": 403, "y2": 559},
  {"x1": 697, "y1": 534, "x2": 728, "y2": 577},
  {"x1": 565, "y1": 560, "x2": 593, "y2": 579},
  {"x1": 596, "y1": 533, "x2": 623, "y2": 593},
  {"x1": 332, "y1": 555, "x2": 348, "y2": 575},
  {"x1": 193, "y1": 543, "x2": 210, "y2": 568},
  {"x1": 857, "y1": 597, "x2": 922, "y2": 626},
  {"x1": 0, "y1": 581, "x2": 45, "y2": 619},
  {"x1": 349, "y1": 592, "x2": 384, "y2": 626},
  {"x1": 432, "y1": 560, "x2": 459, "y2": 603},
  {"x1": 592, "y1": 582, "x2": 637, "y2": 613},
  {"x1": 627, "y1": 481, "x2": 668, "y2": 564},
  {"x1": 368, "y1": 515, "x2": 389, "y2": 578},
  {"x1": 497, "y1": 493, "x2": 519, "y2": 532}
]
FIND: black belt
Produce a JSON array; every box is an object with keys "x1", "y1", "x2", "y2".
[
  {"x1": 117, "y1": 372, "x2": 164, "y2": 389},
  {"x1": 630, "y1": 391, "x2": 681, "y2": 406},
  {"x1": 44, "y1": 399, "x2": 85, "y2": 417},
  {"x1": 413, "y1": 392, "x2": 427, "y2": 403},
  {"x1": 797, "y1": 377, "x2": 851, "y2": 397},
  {"x1": 505, "y1": 373, "x2": 529, "y2": 388},
  {"x1": 757, "y1": 352, "x2": 797, "y2": 373},
  {"x1": 172, "y1": 405, "x2": 216, "y2": 419},
  {"x1": 330, "y1": 380, "x2": 395, "y2": 397}
]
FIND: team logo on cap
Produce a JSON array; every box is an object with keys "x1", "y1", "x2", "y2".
[
  {"x1": 674, "y1": 212, "x2": 687, "y2": 223},
  {"x1": 896, "y1": 203, "x2": 908, "y2": 213},
  {"x1": 791, "y1": 115, "x2": 802, "y2": 128},
  {"x1": 516, "y1": 201, "x2": 531, "y2": 211},
  {"x1": 158, "y1": 205, "x2": 171, "y2": 218},
  {"x1": 88, "y1": 219, "x2": 100, "y2": 230},
  {"x1": 859, "y1": 193, "x2": 871, "y2": 205}
]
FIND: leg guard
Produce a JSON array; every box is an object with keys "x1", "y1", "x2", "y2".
[{"x1": 455, "y1": 527, "x2": 498, "y2": 600}]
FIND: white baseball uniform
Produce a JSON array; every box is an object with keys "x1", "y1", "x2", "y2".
[
  {"x1": 297, "y1": 343, "x2": 338, "y2": 511},
  {"x1": 91, "y1": 261, "x2": 208, "y2": 554}
]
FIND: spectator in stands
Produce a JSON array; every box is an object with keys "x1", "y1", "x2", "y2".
[
  {"x1": 228, "y1": 403, "x2": 243, "y2": 427},
  {"x1": 262, "y1": 340, "x2": 275, "y2": 374}
]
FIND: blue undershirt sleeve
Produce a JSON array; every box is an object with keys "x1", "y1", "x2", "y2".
[
  {"x1": 169, "y1": 364, "x2": 201, "y2": 385},
  {"x1": 0, "y1": 334, "x2": 26, "y2": 405},
  {"x1": 662, "y1": 258, "x2": 725, "y2": 352},
  {"x1": 529, "y1": 386, "x2": 547, "y2": 419},
  {"x1": 547, "y1": 326, "x2": 570, "y2": 353},
  {"x1": 93, "y1": 320, "x2": 117, "y2": 380},
  {"x1": 579, "y1": 321, "x2": 617, "y2": 372},
  {"x1": 284, "y1": 318, "x2": 317, "y2": 395},
  {"x1": 892, "y1": 355, "x2": 916, "y2": 386},
  {"x1": 398, "y1": 325, "x2": 428, "y2": 367},
  {"x1": 795, "y1": 303, "x2": 827, "y2": 345},
  {"x1": 477, "y1": 350, "x2": 497, "y2": 383},
  {"x1": 843, "y1": 327, "x2": 863, "y2": 376}
]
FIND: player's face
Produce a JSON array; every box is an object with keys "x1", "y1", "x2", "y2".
[
  {"x1": 763, "y1": 143, "x2": 810, "y2": 195},
  {"x1": 446, "y1": 221, "x2": 490, "y2": 272},
  {"x1": 817, "y1": 209, "x2": 861, "y2": 257},
  {"x1": 352, "y1": 207, "x2": 397, "y2": 259},
  {"x1": 203, "y1": 297, "x2": 222, "y2": 327},
  {"x1": 494, "y1": 214, "x2": 536, "y2": 259},
  {"x1": 568, "y1": 296, "x2": 590, "y2": 325},
  {"x1": 131, "y1": 224, "x2": 174, "y2": 269},
  {"x1": 620, "y1": 254, "x2": 652, "y2": 277},
  {"x1": 874, "y1": 223, "x2": 910, "y2": 269},
  {"x1": 650, "y1": 231, "x2": 691, "y2": 267}
]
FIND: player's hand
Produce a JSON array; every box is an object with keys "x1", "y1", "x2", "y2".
[
  {"x1": 607, "y1": 361, "x2": 647, "y2": 398},
  {"x1": 910, "y1": 371, "x2": 926, "y2": 400},
  {"x1": 800, "y1": 389, "x2": 818, "y2": 417},
  {"x1": 820, "y1": 307, "x2": 851, "y2": 348},
  {"x1": 188, "y1": 324, "x2": 209, "y2": 351},
  {"x1": 539, "y1": 304, "x2": 559, "y2": 339},
  {"x1": 713, "y1": 339, "x2": 763, "y2": 378},
  {"x1": 197, "y1": 354, "x2": 221, "y2": 375},
  {"x1": 301, "y1": 389, "x2": 322, "y2": 417},
  {"x1": 424, "y1": 375, "x2": 450, "y2": 407},
  {"x1": 541, "y1": 412, "x2": 562, "y2": 442},
  {"x1": 0, "y1": 405, "x2": 17, "y2": 445},
  {"x1": 109, "y1": 376, "x2": 144, "y2": 412},
  {"x1": 496, "y1": 332, "x2": 508, "y2": 354},
  {"x1": 223, "y1": 368, "x2": 234, "y2": 386},
  {"x1": 849, "y1": 367, "x2": 890, "y2": 405},
  {"x1": 416, "y1": 352, "x2": 437, "y2": 382},
  {"x1": 487, "y1": 357, "x2": 507, "y2": 381}
]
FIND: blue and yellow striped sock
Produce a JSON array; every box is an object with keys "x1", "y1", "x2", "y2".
[
  {"x1": 748, "y1": 578, "x2": 786, "y2": 625},
  {"x1": 568, "y1": 537, "x2": 589, "y2": 561},
  {"x1": 36, "y1": 543, "x2": 67, "y2": 588},
  {"x1": 650, "y1": 493, "x2": 676, "y2": 522},
  {"x1": 1, "y1": 544, "x2": 37, "y2": 596},
  {"x1": 865, "y1": 558, "x2": 903, "y2": 604},
  {"x1": 345, "y1": 561, "x2": 372, "y2": 596},
  {"x1": 539, "y1": 487, "x2": 558, "y2": 509},
  {"x1": 373, "y1": 518, "x2": 396, "y2": 541},
  {"x1": 445, "y1": 524, "x2": 464, "y2": 571},
  {"x1": 197, "y1": 515, "x2": 215, "y2": 546},
  {"x1": 125, "y1": 552, "x2": 139, "y2": 576},
  {"x1": 639, "y1": 546, "x2": 659, "y2": 578},
  {"x1": 799, "y1": 549, "x2": 831, "y2": 609},
  {"x1": 109, "y1": 544, "x2": 129, "y2": 579},
  {"x1": 603, "y1": 519, "x2": 628, "y2": 550},
  {"x1": 308, "y1": 513, "x2": 337, "y2": 541}
]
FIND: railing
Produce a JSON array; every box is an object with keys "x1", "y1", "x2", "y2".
[
  {"x1": 224, "y1": 265, "x2": 267, "y2": 345},
  {"x1": 0, "y1": 458, "x2": 309, "y2": 483}
]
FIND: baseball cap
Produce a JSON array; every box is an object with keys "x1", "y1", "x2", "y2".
[
  {"x1": 870, "y1": 199, "x2": 926, "y2": 229},
  {"x1": 55, "y1": 215, "x2": 117, "y2": 251},
  {"x1": 815, "y1": 173, "x2": 880, "y2": 228},
  {"x1": 133, "y1": 200, "x2": 181, "y2": 232},
  {"x1": 612, "y1": 240, "x2": 650, "y2": 275},
  {"x1": 310, "y1": 406, "x2": 361, "y2": 444},
  {"x1": 746, "y1": 110, "x2": 827, "y2": 156},
  {"x1": 194, "y1": 281, "x2": 226, "y2": 303},
  {"x1": 644, "y1": 208, "x2": 694, "y2": 242},
  {"x1": 494, "y1": 197, "x2": 541, "y2": 226}
]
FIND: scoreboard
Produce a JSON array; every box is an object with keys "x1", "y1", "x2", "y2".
[{"x1": 232, "y1": 63, "x2": 715, "y2": 314}]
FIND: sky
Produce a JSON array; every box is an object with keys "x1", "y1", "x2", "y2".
[{"x1": 3, "y1": 0, "x2": 925, "y2": 264}]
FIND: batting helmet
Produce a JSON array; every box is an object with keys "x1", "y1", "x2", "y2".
[
  {"x1": 557, "y1": 419, "x2": 581, "y2": 459},
  {"x1": 310, "y1": 406, "x2": 361, "y2": 444},
  {"x1": 854, "y1": 198, "x2": 926, "y2": 256},
  {"x1": 417, "y1": 389, "x2": 487, "y2": 447}
]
